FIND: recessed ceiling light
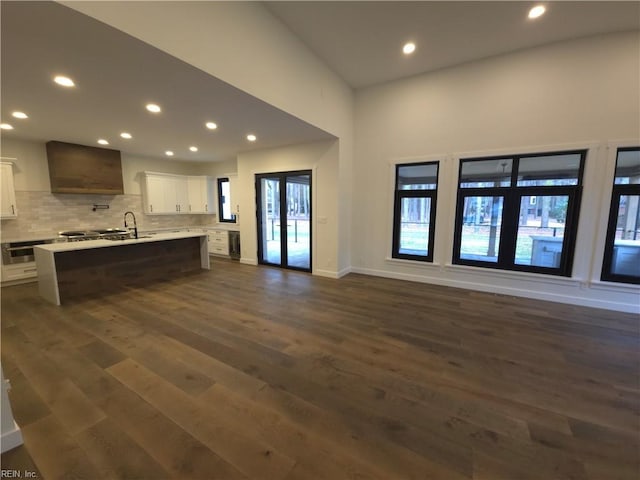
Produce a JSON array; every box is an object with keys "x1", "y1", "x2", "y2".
[
  {"x1": 97, "y1": 139, "x2": 109, "y2": 145},
  {"x1": 146, "y1": 103, "x2": 161, "y2": 113},
  {"x1": 528, "y1": 5, "x2": 546, "y2": 19},
  {"x1": 165, "y1": 150, "x2": 174, "y2": 156},
  {"x1": 11, "y1": 111, "x2": 28, "y2": 119},
  {"x1": 189, "y1": 146, "x2": 198, "y2": 152},
  {"x1": 0, "y1": 123, "x2": 14, "y2": 130},
  {"x1": 120, "y1": 132, "x2": 132, "y2": 139},
  {"x1": 403, "y1": 42, "x2": 416, "y2": 55},
  {"x1": 205, "y1": 122, "x2": 218, "y2": 130},
  {"x1": 54, "y1": 75, "x2": 75, "y2": 87},
  {"x1": 247, "y1": 134, "x2": 257, "y2": 142}
]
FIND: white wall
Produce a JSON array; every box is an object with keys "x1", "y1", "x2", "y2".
[
  {"x1": 198, "y1": 159, "x2": 238, "y2": 179},
  {"x1": 0, "y1": 138, "x2": 50, "y2": 192},
  {"x1": 353, "y1": 32, "x2": 640, "y2": 312},
  {"x1": 63, "y1": 1, "x2": 354, "y2": 272},
  {"x1": 237, "y1": 140, "x2": 340, "y2": 277}
]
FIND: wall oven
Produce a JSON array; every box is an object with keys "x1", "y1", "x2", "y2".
[{"x1": 1, "y1": 238, "x2": 61, "y2": 265}]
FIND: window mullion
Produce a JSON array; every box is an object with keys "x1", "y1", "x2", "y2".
[{"x1": 497, "y1": 190, "x2": 519, "y2": 268}]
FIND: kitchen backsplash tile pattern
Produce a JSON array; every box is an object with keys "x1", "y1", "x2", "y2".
[{"x1": 1, "y1": 191, "x2": 217, "y2": 240}]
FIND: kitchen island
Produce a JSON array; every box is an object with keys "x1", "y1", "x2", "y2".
[{"x1": 34, "y1": 231, "x2": 209, "y2": 305}]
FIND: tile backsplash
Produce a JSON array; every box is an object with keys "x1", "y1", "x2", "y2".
[{"x1": 1, "y1": 191, "x2": 218, "y2": 240}]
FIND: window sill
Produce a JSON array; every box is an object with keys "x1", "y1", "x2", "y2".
[
  {"x1": 587, "y1": 280, "x2": 640, "y2": 293},
  {"x1": 385, "y1": 257, "x2": 443, "y2": 269},
  {"x1": 443, "y1": 263, "x2": 584, "y2": 287}
]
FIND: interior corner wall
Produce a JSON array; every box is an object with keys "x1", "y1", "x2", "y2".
[
  {"x1": 197, "y1": 159, "x2": 238, "y2": 179},
  {"x1": 63, "y1": 0, "x2": 355, "y2": 274},
  {"x1": 352, "y1": 31, "x2": 640, "y2": 312},
  {"x1": 236, "y1": 140, "x2": 339, "y2": 277}
]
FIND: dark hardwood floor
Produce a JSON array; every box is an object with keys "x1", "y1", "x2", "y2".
[{"x1": 1, "y1": 257, "x2": 638, "y2": 479}]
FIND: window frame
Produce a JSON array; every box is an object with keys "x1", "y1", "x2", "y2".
[
  {"x1": 217, "y1": 177, "x2": 236, "y2": 223},
  {"x1": 601, "y1": 146, "x2": 640, "y2": 285},
  {"x1": 452, "y1": 150, "x2": 586, "y2": 276},
  {"x1": 391, "y1": 161, "x2": 439, "y2": 262}
]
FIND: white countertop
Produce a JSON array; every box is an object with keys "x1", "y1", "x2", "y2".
[
  {"x1": 1, "y1": 232, "x2": 63, "y2": 243},
  {"x1": 34, "y1": 231, "x2": 207, "y2": 253},
  {"x1": 200, "y1": 224, "x2": 240, "y2": 232}
]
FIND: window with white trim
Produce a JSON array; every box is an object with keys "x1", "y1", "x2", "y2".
[
  {"x1": 392, "y1": 162, "x2": 439, "y2": 262},
  {"x1": 452, "y1": 150, "x2": 586, "y2": 276},
  {"x1": 601, "y1": 147, "x2": 640, "y2": 284}
]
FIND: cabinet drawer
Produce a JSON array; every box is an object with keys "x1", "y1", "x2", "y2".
[
  {"x1": 210, "y1": 230, "x2": 227, "y2": 241},
  {"x1": 209, "y1": 245, "x2": 229, "y2": 256},
  {"x1": 210, "y1": 237, "x2": 229, "y2": 247},
  {"x1": 1, "y1": 263, "x2": 38, "y2": 283}
]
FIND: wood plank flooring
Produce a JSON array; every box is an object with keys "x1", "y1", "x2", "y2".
[{"x1": 1, "y1": 257, "x2": 638, "y2": 479}]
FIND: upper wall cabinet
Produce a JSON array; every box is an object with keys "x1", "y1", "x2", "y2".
[
  {"x1": 143, "y1": 172, "x2": 213, "y2": 215},
  {"x1": 187, "y1": 176, "x2": 214, "y2": 213},
  {"x1": 0, "y1": 162, "x2": 17, "y2": 219}
]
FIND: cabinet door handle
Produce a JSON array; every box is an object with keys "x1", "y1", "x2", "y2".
[
  {"x1": 11, "y1": 205, "x2": 15, "y2": 215},
  {"x1": 205, "y1": 204, "x2": 208, "y2": 212},
  {"x1": 150, "y1": 204, "x2": 153, "y2": 212}
]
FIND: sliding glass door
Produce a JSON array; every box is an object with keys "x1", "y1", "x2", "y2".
[{"x1": 256, "y1": 171, "x2": 311, "y2": 271}]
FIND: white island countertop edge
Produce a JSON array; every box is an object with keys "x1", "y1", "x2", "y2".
[{"x1": 33, "y1": 231, "x2": 208, "y2": 253}]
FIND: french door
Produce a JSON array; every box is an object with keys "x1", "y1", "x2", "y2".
[{"x1": 256, "y1": 171, "x2": 312, "y2": 272}]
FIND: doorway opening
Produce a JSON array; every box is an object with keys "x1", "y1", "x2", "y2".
[{"x1": 256, "y1": 171, "x2": 312, "y2": 271}]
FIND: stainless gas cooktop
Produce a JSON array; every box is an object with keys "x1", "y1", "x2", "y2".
[{"x1": 59, "y1": 228, "x2": 132, "y2": 242}]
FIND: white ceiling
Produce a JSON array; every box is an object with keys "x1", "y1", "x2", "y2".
[
  {"x1": 1, "y1": 1, "x2": 638, "y2": 163},
  {"x1": 0, "y1": 1, "x2": 334, "y2": 163},
  {"x1": 266, "y1": 1, "x2": 640, "y2": 88}
]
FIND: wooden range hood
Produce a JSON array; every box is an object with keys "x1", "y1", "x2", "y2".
[{"x1": 46, "y1": 141, "x2": 124, "y2": 195}]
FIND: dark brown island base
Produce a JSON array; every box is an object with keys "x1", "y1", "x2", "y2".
[{"x1": 34, "y1": 232, "x2": 209, "y2": 305}]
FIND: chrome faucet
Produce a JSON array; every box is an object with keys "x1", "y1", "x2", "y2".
[{"x1": 124, "y1": 211, "x2": 138, "y2": 239}]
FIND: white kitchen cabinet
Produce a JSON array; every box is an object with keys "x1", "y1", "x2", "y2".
[
  {"x1": 1, "y1": 263, "x2": 38, "y2": 283},
  {"x1": 0, "y1": 162, "x2": 17, "y2": 219},
  {"x1": 207, "y1": 229, "x2": 229, "y2": 256},
  {"x1": 174, "y1": 176, "x2": 189, "y2": 213},
  {"x1": 143, "y1": 172, "x2": 183, "y2": 214},
  {"x1": 187, "y1": 176, "x2": 214, "y2": 213},
  {"x1": 144, "y1": 174, "x2": 171, "y2": 214},
  {"x1": 144, "y1": 172, "x2": 213, "y2": 215},
  {"x1": 157, "y1": 174, "x2": 188, "y2": 213}
]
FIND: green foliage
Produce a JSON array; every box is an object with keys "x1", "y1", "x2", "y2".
[{"x1": 549, "y1": 196, "x2": 568, "y2": 221}]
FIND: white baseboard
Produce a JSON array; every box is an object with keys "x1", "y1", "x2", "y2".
[
  {"x1": 350, "y1": 266, "x2": 640, "y2": 314},
  {"x1": 1, "y1": 421, "x2": 23, "y2": 453},
  {"x1": 337, "y1": 266, "x2": 352, "y2": 278},
  {"x1": 239, "y1": 258, "x2": 258, "y2": 266},
  {"x1": 313, "y1": 269, "x2": 339, "y2": 279},
  {"x1": 314, "y1": 267, "x2": 352, "y2": 279}
]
